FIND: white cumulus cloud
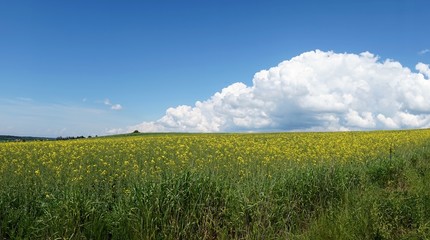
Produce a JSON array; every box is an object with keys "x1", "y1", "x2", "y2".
[
  {"x1": 416, "y1": 62, "x2": 430, "y2": 78},
  {"x1": 113, "y1": 50, "x2": 430, "y2": 134}
]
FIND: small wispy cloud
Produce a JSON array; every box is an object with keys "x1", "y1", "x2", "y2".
[
  {"x1": 103, "y1": 98, "x2": 122, "y2": 111},
  {"x1": 104, "y1": 99, "x2": 111, "y2": 105},
  {"x1": 111, "y1": 104, "x2": 122, "y2": 110},
  {"x1": 16, "y1": 97, "x2": 34, "y2": 102},
  {"x1": 419, "y1": 49, "x2": 430, "y2": 55},
  {"x1": 0, "y1": 99, "x2": 119, "y2": 137}
]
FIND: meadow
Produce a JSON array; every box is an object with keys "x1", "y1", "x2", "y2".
[{"x1": 1, "y1": 130, "x2": 430, "y2": 239}]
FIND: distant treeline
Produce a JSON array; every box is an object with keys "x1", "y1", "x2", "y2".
[
  {"x1": 0, "y1": 135, "x2": 53, "y2": 142},
  {"x1": 0, "y1": 135, "x2": 98, "y2": 142},
  {"x1": 55, "y1": 136, "x2": 97, "y2": 141}
]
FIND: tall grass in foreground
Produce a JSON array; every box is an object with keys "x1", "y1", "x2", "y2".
[{"x1": 0, "y1": 131, "x2": 430, "y2": 239}]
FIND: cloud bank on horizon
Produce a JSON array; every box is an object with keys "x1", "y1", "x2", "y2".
[{"x1": 110, "y1": 50, "x2": 430, "y2": 134}]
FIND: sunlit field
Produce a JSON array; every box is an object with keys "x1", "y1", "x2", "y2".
[{"x1": 1, "y1": 130, "x2": 430, "y2": 239}]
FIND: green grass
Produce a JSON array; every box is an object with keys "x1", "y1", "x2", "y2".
[{"x1": 0, "y1": 132, "x2": 430, "y2": 239}]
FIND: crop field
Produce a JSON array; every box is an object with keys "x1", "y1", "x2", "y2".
[{"x1": 1, "y1": 130, "x2": 430, "y2": 239}]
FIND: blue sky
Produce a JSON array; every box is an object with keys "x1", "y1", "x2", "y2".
[{"x1": 1, "y1": 0, "x2": 429, "y2": 137}]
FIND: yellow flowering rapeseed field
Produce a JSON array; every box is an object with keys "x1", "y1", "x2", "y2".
[
  {"x1": 1, "y1": 130, "x2": 429, "y2": 182},
  {"x1": 1, "y1": 130, "x2": 430, "y2": 239}
]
